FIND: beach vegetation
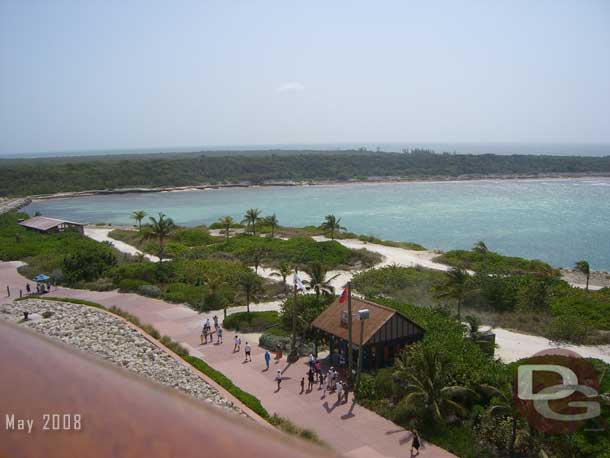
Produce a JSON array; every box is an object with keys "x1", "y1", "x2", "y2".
[{"x1": 2, "y1": 150, "x2": 610, "y2": 197}]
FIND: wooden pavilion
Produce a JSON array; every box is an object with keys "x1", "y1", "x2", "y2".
[{"x1": 312, "y1": 297, "x2": 425, "y2": 371}]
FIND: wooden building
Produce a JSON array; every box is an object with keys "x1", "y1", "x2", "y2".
[
  {"x1": 19, "y1": 216, "x2": 85, "y2": 235},
  {"x1": 312, "y1": 297, "x2": 425, "y2": 371}
]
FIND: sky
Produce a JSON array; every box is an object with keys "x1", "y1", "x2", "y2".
[{"x1": 1, "y1": 0, "x2": 609, "y2": 155}]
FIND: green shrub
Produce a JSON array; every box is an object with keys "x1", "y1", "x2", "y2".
[
  {"x1": 545, "y1": 315, "x2": 592, "y2": 344},
  {"x1": 183, "y1": 355, "x2": 269, "y2": 419},
  {"x1": 141, "y1": 324, "x2": 161, "y2": 339},
  {"x1": 223, "y1": 311, "x2": 279, "y2": 332},
  {"x1": 435, "y1": 249, "x2": 556, "y2": 275},
  {"x1": 355, "y1": 373, "x2": 376, "y2": 400},
  {"x1": 117, "y1": 278, "x2": 149, "y2": 292},
  {"x1": 259, "y1": 332, "x2": 292, "y2": 351},
  {"x1": 138, "y1": 284, "x2": 161, "y2": 297},
  {"x1": 268, "y1": 414, "x2": 327, "y2": 447},
  {"x1": 162, "y1": 282, "x2": 205, "y2": 305},
  {"x1": 160, "y1": 335, "x2": 189, "y2": 357}
]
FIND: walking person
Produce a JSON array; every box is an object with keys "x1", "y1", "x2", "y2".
[
  {"x1": 308, "y1": 353, "x2": 315, "y2": 370},
  {"x1": 275, "y1": 344, "x2": 282, "y2": 361},
  {"x1": 216, "y1": 327, "x2": 223, "y2": 344},
  {"x1": 200, "y1": 323, "x2": 207, "y2": 345},
  {"x1": 26, "y1": 283, "x2": 31, "y2": 294},
  {"x1": 6, "y1": 285, "x2": 9, "y2": 297},
  {"x1": 234, "y1": 335, "x2": 241, "y2": 352},
  {"x1": 275, "y1": 370, "x2": 282, "y2": 391},
  {"x1": 213, "y1": 315, "x2": 219, "y2": 330},
  {"x1": 264, "y1": 350, "x2": 271, "y2": 370},
  {"x1": 343, "y1": 381, "x2": 350, "y2": 404},
  {"x1": 300, "y1": 377, "x2": 305, "y2": 394},
  {"x1": 307, "y1": 369, "x2": 314, "y2": 391},
  {"x1": 336, "y1": 380, "x2": 343, "y2": 403},
  {"x1": 318, "y1": 371, "x2": 324, "y2": 391},
  {"x1": 411, "y1": 429, "x2": 421, "y2": 457},
  {"x1": 244, "y1": 342, "x2": 252, "y2": 362}
]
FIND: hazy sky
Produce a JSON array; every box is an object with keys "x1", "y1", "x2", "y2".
[{"x1": 1, "y1": 0, "x2": 609, "y2": 155}]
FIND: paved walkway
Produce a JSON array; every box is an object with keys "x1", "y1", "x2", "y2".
[{"x1": 0, "y1": 261, "x2": 454, "y2": 458}]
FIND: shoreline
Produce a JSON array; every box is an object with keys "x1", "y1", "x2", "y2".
[{"x1": 27, "y1": 172, "x2": 610, "y2": 201}]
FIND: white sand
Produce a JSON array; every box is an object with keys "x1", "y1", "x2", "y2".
[
  {"x1": 313, "y1": 236, "x2": 451, "y2": 272},
  {"x1": 84, "y1": 227, "x2": 161, "y2": 262}
]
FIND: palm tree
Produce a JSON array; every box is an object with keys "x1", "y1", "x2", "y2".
[
  {"x1": 303, "y1": 262, "x2": 340, "y2": 299},
  {"x1": 248, "y1": 247, "x2": 267, "y2": 274},
  {"x1": 242, "y1": 208, "x2": 262, "y2": 235},
  {"x1": 393, "y1": 345, "x2": 474, "y2": 424},
  {"x1": 143, "y1": 213, "x2": 175, "y2": 262},
  {"x1": 320, "y1": 214, "x2": 345, "y2": 240},
  {"x1": 472, "y1": 240, "x2": 488, "y2": 254},
  {"x1": 264, "y1": 214, "x2": 279, "y2": 238},
  {"x1": 271, "y1": 261, "x2": 292, "y2": 295},
  {"x1": 238, "y1": 271, "x2": 263, "y2": 314},
  {"x1": 131, "y1": 210, "x2": 147, "y2": 232},
  {"x1": 480, "y1": 383, "x2": 529, "y2": 458},
  {"x1": 217, "y1": 215, "x2": 235, "y2": 242},
  {"x1": 435, "y1": 267, "x2": 470, "y2": 321},
  {"x1": 574, "y1": 260, "x2": 590, "y2": 291}
]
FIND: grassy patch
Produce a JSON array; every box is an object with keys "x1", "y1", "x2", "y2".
[{"x1": 223, "y1": 311, "x2": 279, "y2": 332}]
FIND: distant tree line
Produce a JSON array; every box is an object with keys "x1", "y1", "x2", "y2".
[{"x1": 1, "y1": 150, "x2": 609, "y2": 196}]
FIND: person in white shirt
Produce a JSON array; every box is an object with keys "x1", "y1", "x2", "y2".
[
  {"x1": 244, "y1": 342, "x2": 252, "y2": 362},
  {"x1": 336, "y1": 381, "x2": 343, "y2": 403}
]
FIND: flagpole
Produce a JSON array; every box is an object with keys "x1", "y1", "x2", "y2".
[
  {"x1": 347, "y1": 281, "x2": 353, "y2": 385},
  {"x1": 288, "y1": 267, "x2": 298, "y2": 362}
]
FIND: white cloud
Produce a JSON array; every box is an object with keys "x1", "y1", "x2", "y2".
[{"x1": 276, "y1": 81, "x2": 305, "y2": 93}]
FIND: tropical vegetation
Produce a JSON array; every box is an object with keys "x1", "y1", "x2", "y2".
[{"x1": 2, "y1": 149, "x2": 610, "y2": 197}]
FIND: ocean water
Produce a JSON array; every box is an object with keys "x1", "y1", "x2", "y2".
[{"x1": 24, "y1": 179, "x2": 610, "y2": 270}]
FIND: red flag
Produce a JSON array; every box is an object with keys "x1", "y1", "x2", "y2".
[{"x1": 338, "y1": 287, "x2": 348, "y2": 303}]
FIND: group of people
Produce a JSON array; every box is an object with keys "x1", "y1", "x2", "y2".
[
  {"x1": 4, "y1": 282, "x2": 52, "y2": 298},
  {"x1": 295, "y1": 354, "x2": 350, "y2": 404},
  {"x1": 200, "y1": 315, "x2": 222, "y2": 345},
  {"x1": 197, "y1": 320, "x2": 423, "y2": 456}
]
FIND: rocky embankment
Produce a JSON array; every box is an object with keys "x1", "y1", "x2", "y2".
[
  {"x1": 0, "y1": 299, "x2": 243, "y2": 416},
  {"x1": 0, "y1": 197, "x2": 31, "y2": 215}
]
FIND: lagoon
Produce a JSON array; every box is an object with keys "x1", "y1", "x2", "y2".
[{"x1": 25, "y1": 178, "x2": 610, "y2": 270}]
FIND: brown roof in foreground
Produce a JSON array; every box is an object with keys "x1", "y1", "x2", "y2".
[
  {"x1": 19, "y1": 216, "x2": 84, "y2": 231},
  {"x1": 312, "y1": 297, "x2": 424, "y2": 345}
]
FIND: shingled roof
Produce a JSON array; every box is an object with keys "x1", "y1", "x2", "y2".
[
  {"x1": 19, "y1": 216, "x2": 83, "y2": 231},
  {"x1": 312, "y1": 297, "x2": 424, "y2": 345}
]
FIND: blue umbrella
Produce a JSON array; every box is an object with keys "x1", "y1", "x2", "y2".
[{"x1": 33, "y1": 274, "x2": 50, "y2": 282}]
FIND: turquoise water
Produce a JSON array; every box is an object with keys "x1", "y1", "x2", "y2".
[{"x1": 24, "y1": 179, "x2": 610, "y2": 270}]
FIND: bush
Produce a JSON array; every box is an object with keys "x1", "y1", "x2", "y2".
[
  {"x1": 355, "y1": 373, "x2": 377, "y2": 400},
  {"x1": 183, "y1": 355, "x2": 269, "y2": 419},
  {"x1": 141, "y1": 324, "x2": 161, "y2": 339},
  {"x1": 117, "y1": 278, "x2": 150, "y2": 292},
  {"x1": 62, "y1": 247, "x2": 117, "y2": 284},
  {"x1": 259, "y1": 332, "x2": 292, "y2": 351},
  {"x1": 223, "y1": 311, "x2": 279, "y2": 332},
  {"x1": 545, "y1": 315, "x2": 592, "y2": 344},
  {"x1": 138, "y1": 284, "x2": 161, "y2": 297},
  {"x1": 268, "y1": 414, "x2": 327, "y2": 447},
  {"x1": 160, "y1": 335, "x2": 189, "y2": 357},
  {"x1": 162, "y1": 282, "x2": 205, "y2": 305}
]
